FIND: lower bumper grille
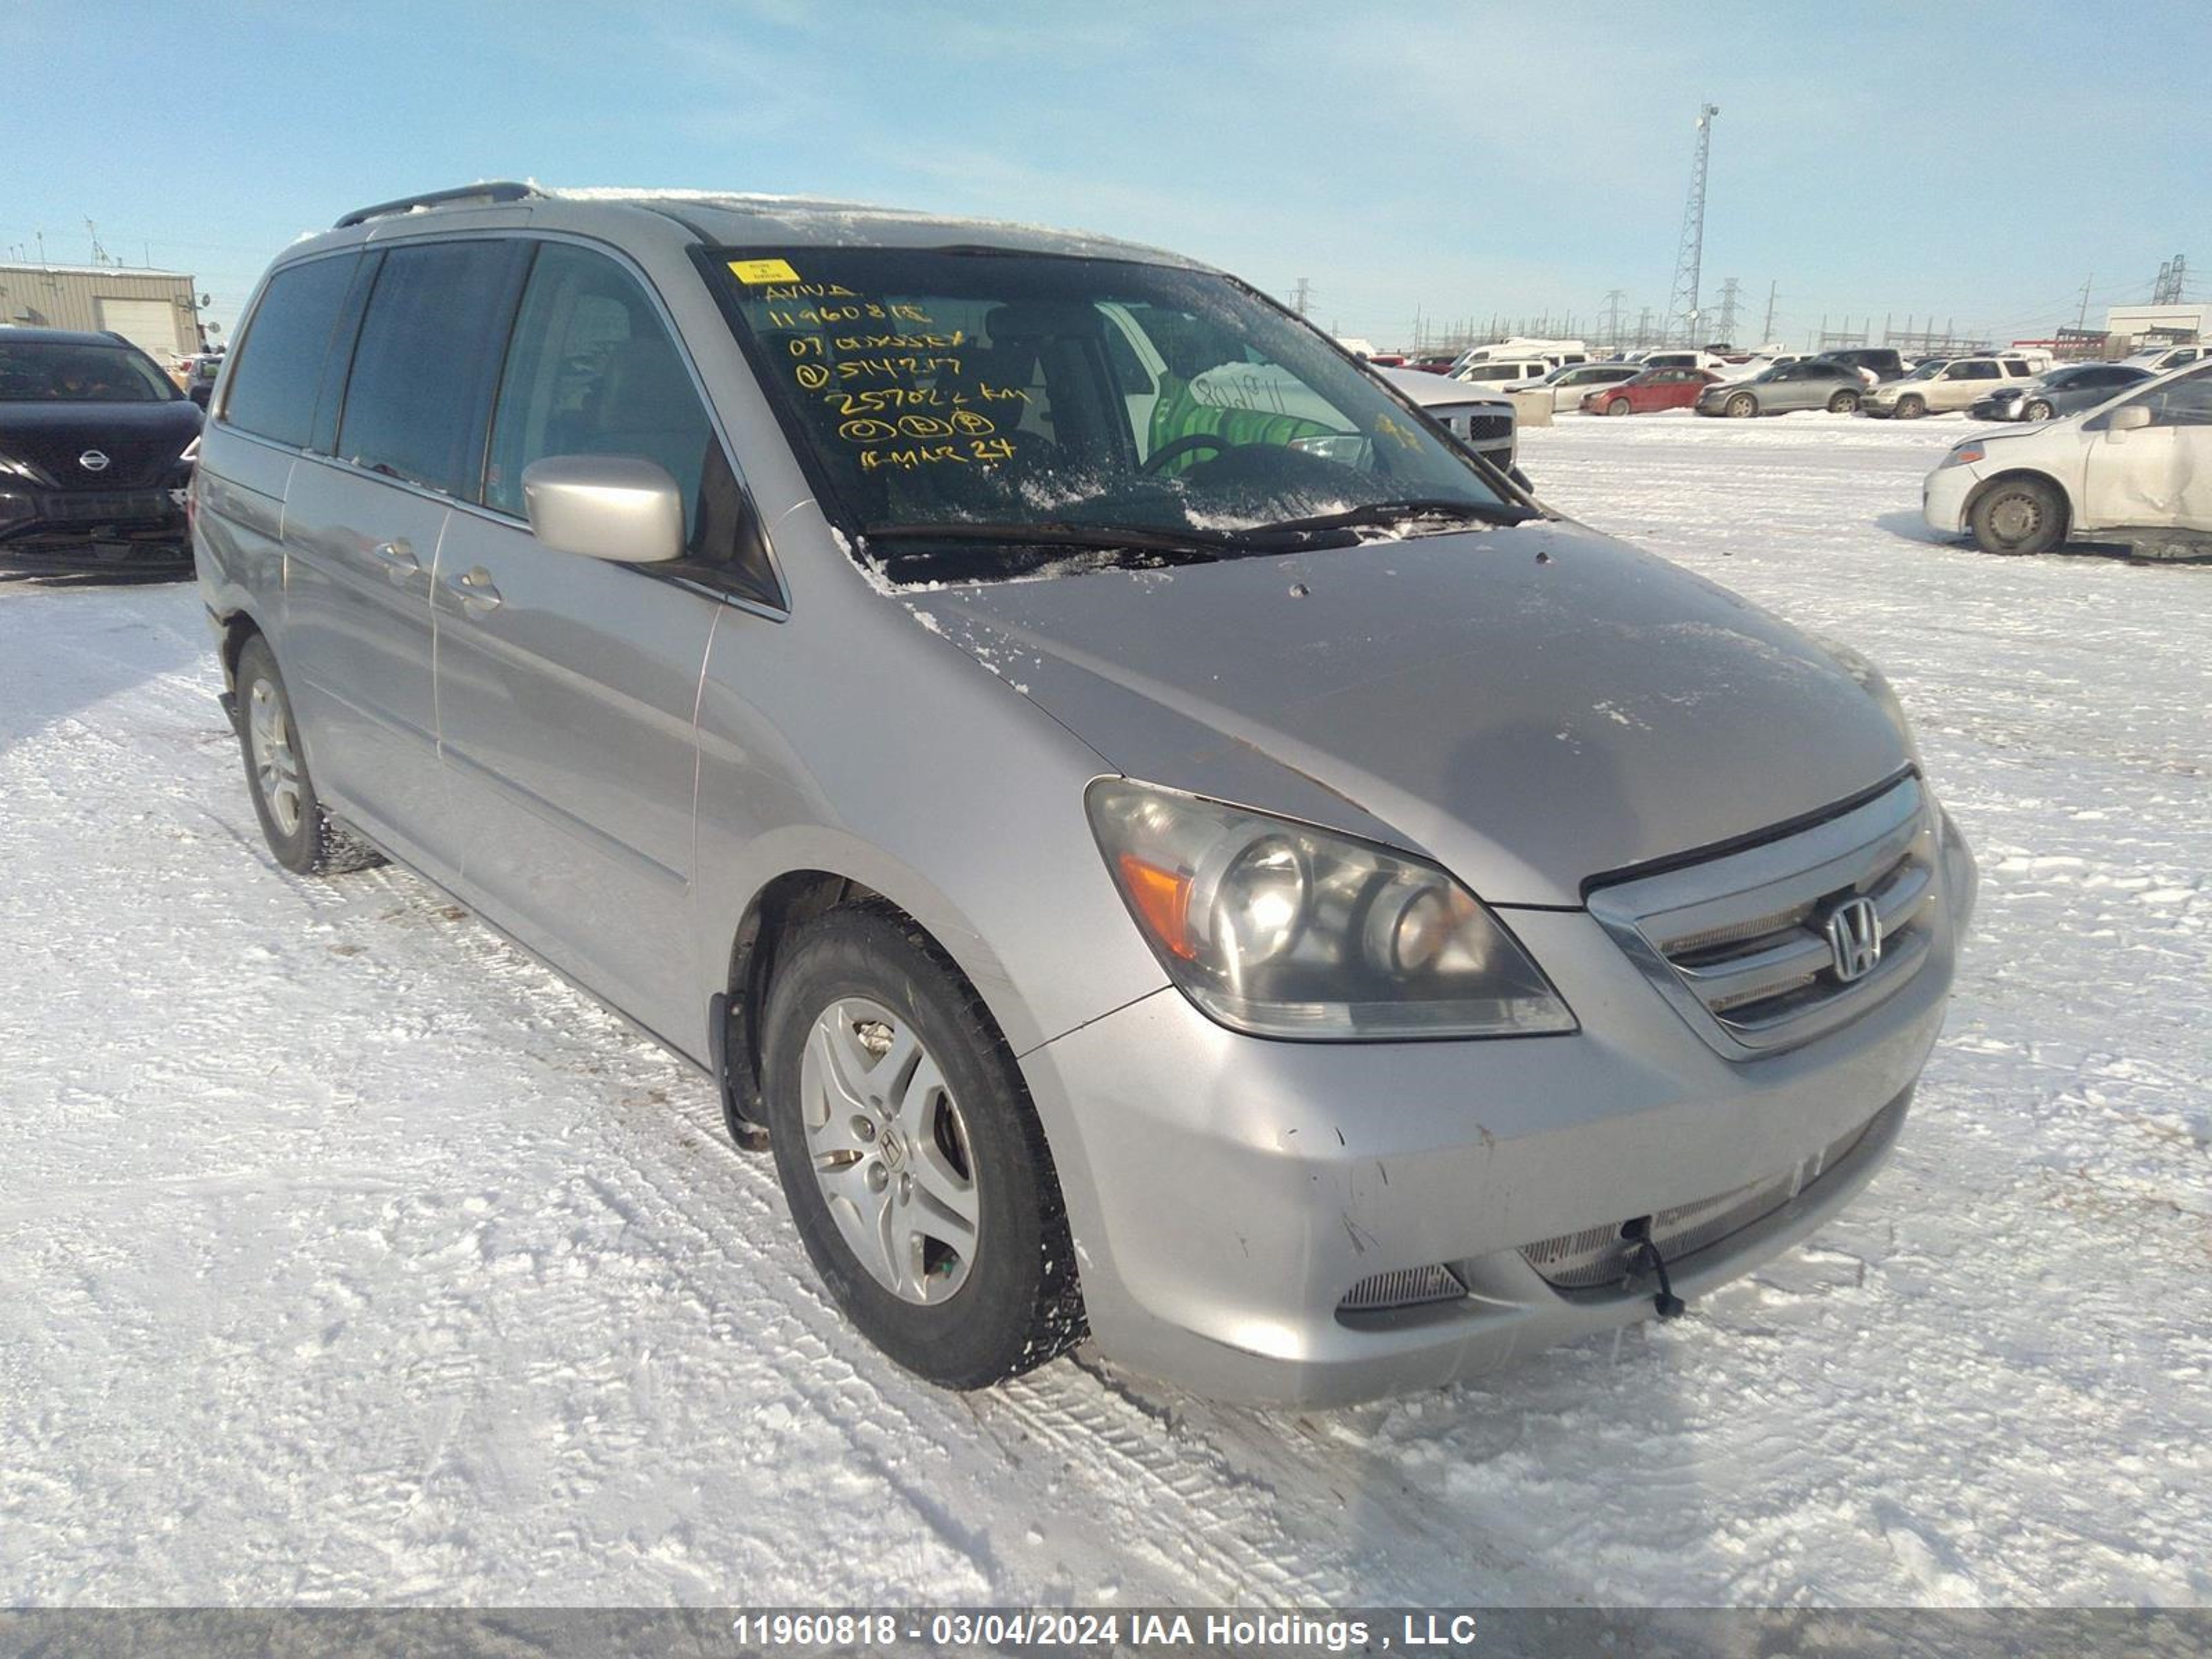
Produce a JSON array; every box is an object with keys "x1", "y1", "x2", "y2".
[
  {"x1": 1520, "y1": 1103, "x2": 1890, "y2": 1291},
  {"x1": 30, "y1": 489, "x2": 176, "y2": 524},
  {"x1": 1339, "y1": 1263, "x2": 1468, "y2": 1314}
]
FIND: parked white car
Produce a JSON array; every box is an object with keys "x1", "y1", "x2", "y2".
[
  {"x1": 1864, "y1": 355, "x2": 2035, "y2": 418},
  {"x1": 1450, "y1": 357, "x2": 1553, "y2": 391},
  {"x1": 1530, "y1": 361, "x2": 1644, "y2": 411},
  {"x1": 1378, "y1": 366, "x2": 1520, "y2": 476},
  {"x1": 1922, "y1": 361, "x2": 2212, "y2": 555},
  {"x1": 1638, "y1": 350, "x2": 1736, "y2": 375},
  {"x1": 2124, "y1": 343, "x2": 2208, "y2": 374}
]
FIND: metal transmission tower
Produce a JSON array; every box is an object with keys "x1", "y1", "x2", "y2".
[
  {"x1": 2151, "y1": 254, "x2": 2187, "y2": 306},
  {"x1": 1714, "y1": 276, "x2": 1744, "y2": 345},
  {"x1": 1668, "y1": 103, "x2": 1720, "y2": 344}
]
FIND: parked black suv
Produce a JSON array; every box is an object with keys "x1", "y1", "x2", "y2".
[
  {"x1": 1812, "y1": 347, "x2": 1910, "y2": 384},
  {"x1": 0, "y1": 327, "x2": 203, "y2": 576}
]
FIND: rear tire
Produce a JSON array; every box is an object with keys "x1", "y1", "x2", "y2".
[
  {"x1": 1828, "y1": 389, "x2": 1862, "y2": 413},
  {"x1": 762, "y1": 902, "x2": 1085, "y2": 1389},
  {"x1": 1969, "y1": 476, "x2": 2066, "y2": 556},
  {"x1": 233, "y1": 636, "x2": 384, "y2": 877},
  {"x1": 1606, "y1": 395, "x2": 1633, "y2": 417}
]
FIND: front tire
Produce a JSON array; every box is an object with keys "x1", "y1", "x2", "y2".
[
  {"x1": 2024, "y1": 399, "x2": 2055, "y2": 422},
  {"x1": 1894, "y1": 394, "x2": 1927, "y2": 419},
  {"x1": 1606, "y1": 395, "x2": 1633, "y2": 417},
  {"x1": 234, "y1": 636, "x2": 384, "y2": 876},
  {"x1": 762, "y1": 903, "x2": 1085, "y2": 1388},
  {"x1": 1726, "y1": 391, "x2": 1756, "y2": 418},
  {"x1": 1969, "y1": 476, "x2": 2067, "y2": 556}
]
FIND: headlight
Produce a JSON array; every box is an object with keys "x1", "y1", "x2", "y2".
[
  {"x1": 1086, "y1": 778, "x2": 1575, "y2": 1040},
  {"x1": 1938, "y1": 442, "x2": 1985, "y2": 469}
]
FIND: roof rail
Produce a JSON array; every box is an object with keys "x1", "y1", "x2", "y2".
[{"x1": 335, "y1": 180, "x2": 540, "y2": 229}]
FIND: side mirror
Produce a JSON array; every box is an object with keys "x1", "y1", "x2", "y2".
[
  {"x1": 521, "y1": 456, "x2": 686, "y2": 564},
  {"x1": 2107, "y1": 404, "x2": 2153, "y2": 435}
]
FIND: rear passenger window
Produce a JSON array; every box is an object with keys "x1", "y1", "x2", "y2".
[
  {"x1": 337, "y1": 241, "x2": 515, "y2": 495},
  {"x1": 221, "y1": 254, "x2": 357, "y2": 447},
  {"x1": 487, "y1": 243, "x2": 776, "y2": 605}
]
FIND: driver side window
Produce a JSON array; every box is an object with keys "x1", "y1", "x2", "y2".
[
  {"x1": 2137, "y1": 369, "x2": 2212, "y2": 428},
  {"x1": 487, "y1": 242, "x2": 776, "y2": 604}
]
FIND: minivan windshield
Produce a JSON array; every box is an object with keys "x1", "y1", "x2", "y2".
[
  {"x1": 0, "y1": 341, "x2": 178, "y2": 404},
  {"x1": 709, "y1": 247, "x2": 1517, "y2": 582}
]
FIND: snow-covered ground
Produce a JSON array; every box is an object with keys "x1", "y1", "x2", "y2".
[{"x1": 3, "y1": 413, "x2": 2206, "y2": 1609}]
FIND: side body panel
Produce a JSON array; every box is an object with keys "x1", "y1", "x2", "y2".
[{"x1": 433, "y1": 510, "x2": 721, "y2": 1047}]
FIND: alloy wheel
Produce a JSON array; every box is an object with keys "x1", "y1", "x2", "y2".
[
  {"x1": 247, "y1": 678, "x2": 303, "y2": 836},
  {"x1": 800, "y1": 996, "x2": 979, "y2": 1304}
]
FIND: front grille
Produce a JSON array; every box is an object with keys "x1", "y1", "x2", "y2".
[
  {"x1": 6, "y1": 432, "x2": 178, "y2": 489},
  {"x1": 34, "y1": 489, "x2": 173, "y2": 524},
  {"x1": 1588, "y1": 777, "x2": 1938, "y2": 1058},
  {"x1": 1452, "y1": 412, "x2": 1513, "y2": 444},
  {"x1": 1520, "y1": 1103, "x2": 1889, "y2": 1291}
]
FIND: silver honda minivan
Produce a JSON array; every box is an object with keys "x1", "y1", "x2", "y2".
[{"x1": 194, "y1": 182, "x2": 1976, "y2": 1405}]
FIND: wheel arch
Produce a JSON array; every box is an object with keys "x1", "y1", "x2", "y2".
[
  {"x1": 216, "y1": 605, "x2": 268, "y2": 695},
  {"x1": 709, "y1": 846, "x2": 1045, "y2": 1150}
]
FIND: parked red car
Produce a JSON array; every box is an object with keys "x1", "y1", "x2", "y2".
[{"x1": 1580, "y1": 366, "x2": 1722, "y2": 415}]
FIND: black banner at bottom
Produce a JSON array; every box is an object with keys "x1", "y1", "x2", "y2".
[{"x1": 0, "y1": 1606, "x2": 2202, "y2": 1659}]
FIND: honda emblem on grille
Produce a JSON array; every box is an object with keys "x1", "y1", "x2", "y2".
[
  {"x1": 79, "y1": 449, "x2": 111, "y2": 473},
  {"x1": 1824, "y1": 895, "x2": 1884, "y2": 982}
]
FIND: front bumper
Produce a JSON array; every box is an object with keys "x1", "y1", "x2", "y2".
[
  {"x1": 1025, "y1": 830, "x2": 1973, "y2": 1405},
  {"x1": 1922, "y1": 461, "x2": 1981, "y2": 536},
  {"x1": 0, "y1": 485, "x2": 191, "y2": 571}
]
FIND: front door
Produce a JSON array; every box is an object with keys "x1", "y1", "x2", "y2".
[
  {"x1": 2082, "y1": 366, "x2": 2212, "y2": 533},
  {"x1": 433, "y1": 240, "x2": 770, "y2": 1044}
]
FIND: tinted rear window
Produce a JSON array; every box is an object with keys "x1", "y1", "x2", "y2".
[
  {"x1": 336, "y1": 241, "x2": 514, "y2": 496},
  {"x1": 223, "y1": 254, "x2": 358, "y2": 447}
]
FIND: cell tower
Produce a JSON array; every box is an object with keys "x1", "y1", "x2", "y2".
[
  {"x1": 2151, "y1": 254, "x2": 2187, "y2": 306},
  {"x1": 1669, "y1": 103, "x2": 1720, "y2": 345}
]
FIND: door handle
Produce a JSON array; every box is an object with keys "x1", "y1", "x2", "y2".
[
  {"x1": 371, "y1": 538, "x2": 418, "y2": 586},
  {"x1": 449, "y1": 565, "x2": 503, "y2": 615}
]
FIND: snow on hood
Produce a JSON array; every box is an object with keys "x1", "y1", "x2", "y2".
[{"x1": 903, "y1": 524, "x2": 1909, "y2": 905}]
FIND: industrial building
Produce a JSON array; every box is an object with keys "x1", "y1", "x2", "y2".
[
  {"x1": 2103, "y1": 301, "x2": 2206, "y2": 348},
  {"x1": 0, "y1": 262, "x2": 205, "y2": 362}
]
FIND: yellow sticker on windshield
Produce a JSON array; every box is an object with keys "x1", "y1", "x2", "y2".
[{"x1": 728, "y1": 257, "x2": 803, "y2": 285}]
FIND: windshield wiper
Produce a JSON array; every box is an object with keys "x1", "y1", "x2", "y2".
[
  {"x1": 863, "y1": 521, "x2": 1238, "y2": 563},
  {"x1": 1240, "y1": 498, "x2": 1537, "y2": 541}
]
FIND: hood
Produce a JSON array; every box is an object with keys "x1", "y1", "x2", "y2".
[
  {"x1": 0, "y1": 397, "x2": 202, "y2": 488},
  {"x1": 906, "y1": 523, "x2": 1909, "y2": 905}
]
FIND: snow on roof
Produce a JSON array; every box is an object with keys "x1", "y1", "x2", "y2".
[{"x1": 0, "y1": 262, "x2": 191, "y2": 279}]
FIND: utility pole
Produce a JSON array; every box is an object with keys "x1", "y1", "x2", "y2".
[
  {"x1": 2075, "y1": 275, "x2": 2093, "y2": 331},
  {"x1": 1602, "y1": 288, "x2": 1626, "y2": 348},
  {"x1": 1667, "y1": 103, "x2": 1721, "y2": 345},
  {"x1": 1291, "y1": 276, "x2": 1311, "y2": 316},
  {"x1": 1761, "y1": 281, "x2": 1778, "y2": 345}
]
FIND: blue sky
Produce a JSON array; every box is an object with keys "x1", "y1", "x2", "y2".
[{"x1": 9, "y1": 1, "x2": 2209, "y2": 348}]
